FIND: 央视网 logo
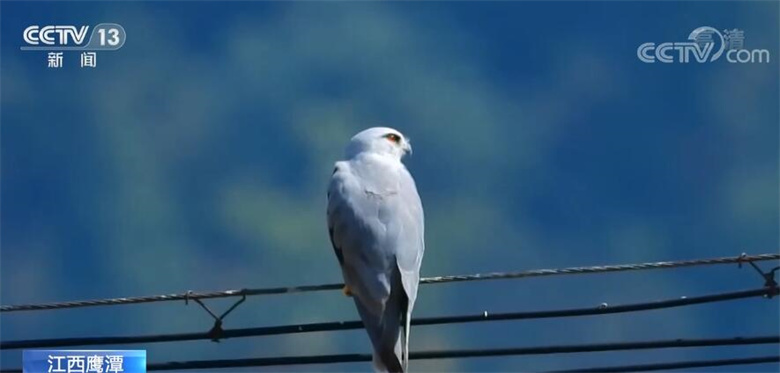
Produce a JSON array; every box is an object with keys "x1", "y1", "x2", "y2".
[{"x1": 637, "y1": 26, "x2": 770, "y2": 64}]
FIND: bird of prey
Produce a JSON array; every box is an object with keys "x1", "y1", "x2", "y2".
[{"x1": 327, "y1": 127, "x2": 425, "y2": 373}]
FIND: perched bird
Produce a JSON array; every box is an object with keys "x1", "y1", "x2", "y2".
[{"x1": 327, "y1": 127, "x2": 425, "y2": 372}]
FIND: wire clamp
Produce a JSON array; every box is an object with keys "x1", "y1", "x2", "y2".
[
  {"x1": 185, "y1": 290, "x2": 248, "y2": 342},
  {"x1": 739, "y1": 253, "x2": 778, "y2": 298}
]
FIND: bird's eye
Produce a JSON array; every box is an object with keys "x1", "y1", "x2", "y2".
[{"x1": 384, "y1": 133, "x2": 401, "y2": 144}]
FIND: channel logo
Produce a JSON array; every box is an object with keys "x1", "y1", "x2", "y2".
[
  {"x1": 637, "y1": 26, "x2": 770, "y2": 64},
  {"x1": 21, "y1": 23, "x2": 126, "y2": 51}
]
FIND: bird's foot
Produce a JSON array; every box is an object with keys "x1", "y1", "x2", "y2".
[{"x1": 342, "y1": 285, "x2": 353, "y2": 297}]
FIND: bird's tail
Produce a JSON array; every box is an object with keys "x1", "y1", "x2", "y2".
[
  {"x1": 402, "y1": 307, "x2": 411, "y2": 371},
  {"x1": 355, "y1": 270, "x2": 408, "y2": 373},
  {"x1": 360, "y1": 301, "x2": 404, "y2": 373}
]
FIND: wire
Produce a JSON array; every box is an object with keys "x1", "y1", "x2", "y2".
[
  {"x1": 546, "y1": 355, "x2": 780, "y2": 372},
  {"x1": 2, "y1": 352, "x2": 776, "y2": 373},
  {"x1": 46, "y1": 336, "x2": 780, "y2": 371},
  {"x1": 1, "y1": 253, "x2": 776, "y2": 313},
  {"x1": 2, "y1": 286, "x2": 776, "y2": 350}
]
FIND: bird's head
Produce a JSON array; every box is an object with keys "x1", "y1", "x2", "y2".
[{"x1": 345, "y1": 127, "x2": 412, "y2": 161}]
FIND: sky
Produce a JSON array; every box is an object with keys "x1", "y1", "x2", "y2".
[{"x1": 1, "y1": 1, "x2": 779, "y2": 372}]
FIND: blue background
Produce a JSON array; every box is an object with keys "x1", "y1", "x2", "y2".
[{"x1": 1, "y1": 1, "x2": 778, "y2": 372}]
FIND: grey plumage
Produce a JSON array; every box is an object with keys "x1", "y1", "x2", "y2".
[{"x1": 327, "y1": 127, "x2": 425, "y2": 372}]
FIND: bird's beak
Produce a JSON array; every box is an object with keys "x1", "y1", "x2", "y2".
[{"x1": 404, "y1": 140, "x2": 413, "y2": 156}]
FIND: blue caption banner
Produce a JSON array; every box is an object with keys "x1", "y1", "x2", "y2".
[{"x1": 23, "y1": 350, "x2": 146, "y2": 373}]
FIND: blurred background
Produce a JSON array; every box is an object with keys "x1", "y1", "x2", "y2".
[{"x1": 1, "y1": 1, "x2": 778, "y2": 372}]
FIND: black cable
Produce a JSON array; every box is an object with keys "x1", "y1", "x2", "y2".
[
  {"x1": 3, "y1": 350, "x2": 776, "y2": 373},
  {"x1": 2, "y1": 253, "x2": 776, "y2": 313},
  {"x1": 2, "y1": 286, "x2": 776, "y2": 350},
  {"x1": 547, "y1": 355, "x2": 780, "y2": 372},
  {"x1": 106, "y1": 336, "x2": 780, "y2": 371}
]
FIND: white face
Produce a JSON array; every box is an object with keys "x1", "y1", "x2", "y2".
[{"x1": 346, "y1": 127, "x2": 412, "y2": 160}]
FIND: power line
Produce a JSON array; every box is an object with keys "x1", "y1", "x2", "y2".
[
  {"x1": 547, "y1": 355, "x2": 780, "y2": 372},
  {"x1": 2, "y1": 286, "x2": 776, "y2": 350},
  {"x1": 6, "y1": 336, "x2": 767, "y2": 372},
  {"x1": 3, "y1": 351, "x2": 776, "y2": 373},
  {"x1": 1, "y1": 253, "x2": 776, "y2": 313},
  {"x1": 142, "y1": 336, "x2": 779, "y2": 370}
]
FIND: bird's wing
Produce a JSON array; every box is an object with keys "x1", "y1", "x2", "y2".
[
  {"x1": 327, "y1": 160, "x2": 424, "y2": 372},
  {"x1": 327, "y1": 161, "x2": 394, "y2": 310},
  {"x1": 382, "y1": 166, "x2": 425, "y2": 311},
  {"x1": 376, "y1": 166, "x2": 424, "y2": 371}
]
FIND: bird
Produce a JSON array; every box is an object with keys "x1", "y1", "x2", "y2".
[{"x1": 327, "y1": 127, "x2": 425, "y2": 373}]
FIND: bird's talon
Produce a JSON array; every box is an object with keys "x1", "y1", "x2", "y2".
[{"x1": 342, "y1": 285, "x2": 353, "y2": 297}]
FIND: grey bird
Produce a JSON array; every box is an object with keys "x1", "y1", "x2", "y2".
[{"x1": 327, "y1": 127, "x2": 425, "y2": 372}]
